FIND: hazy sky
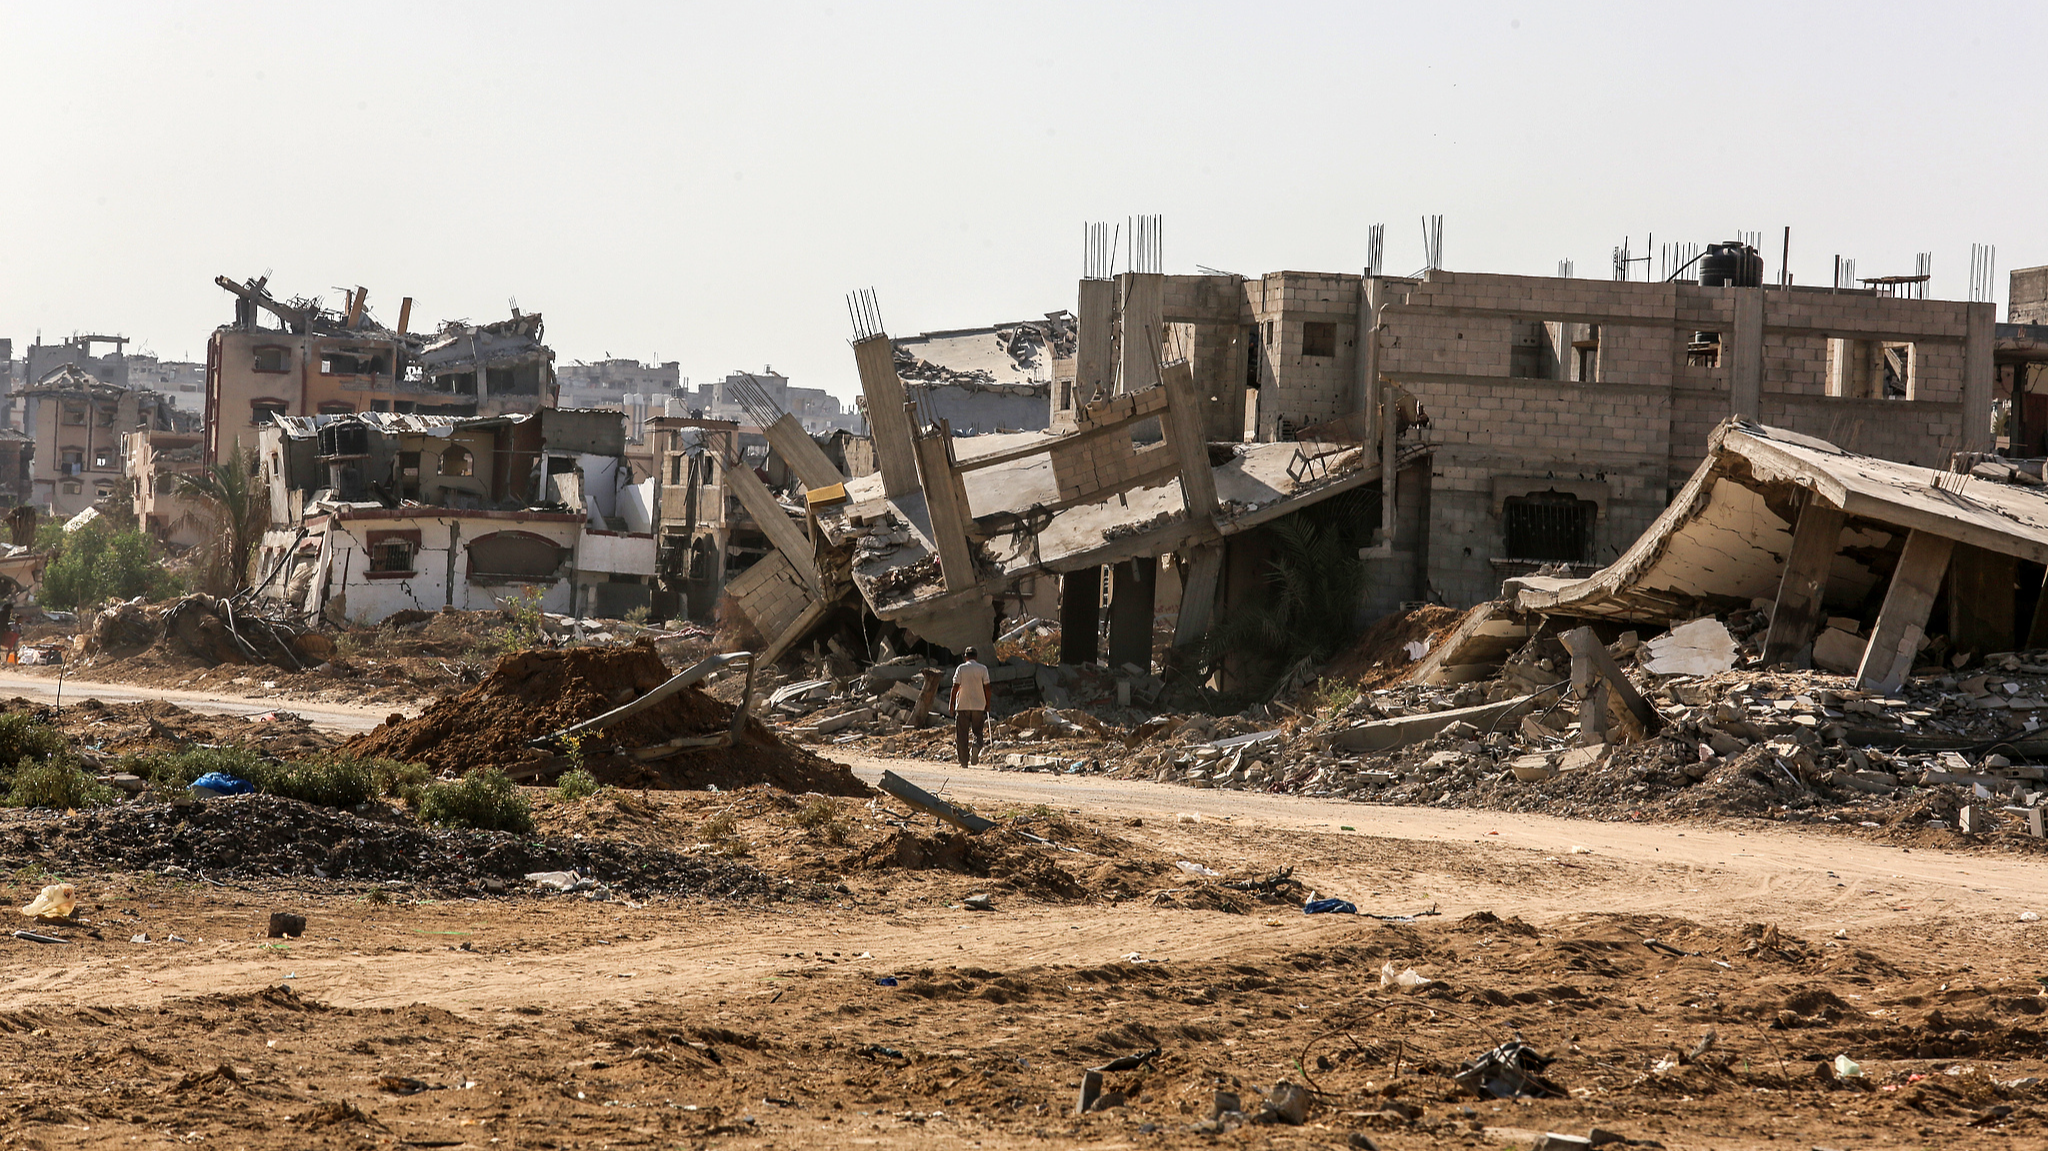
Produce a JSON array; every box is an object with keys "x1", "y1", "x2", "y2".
[{"x1": 2, "y1": 1, "x2": 2038, "y2": 402}]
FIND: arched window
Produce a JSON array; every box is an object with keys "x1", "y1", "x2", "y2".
[
  {"x1": 466, "y1": 531, "x2": 566, "y2": 583},
  {"x1": 440, "y1": 444, "x2": 474, "y2": 477}
]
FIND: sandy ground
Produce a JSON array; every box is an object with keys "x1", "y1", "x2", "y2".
[
  {"x1": 0, "y1": 727, "x2": 2042, "y2": 1149},
  {"x1": 0, "y1": 675, "x2": 2032, "y2": 1149}
]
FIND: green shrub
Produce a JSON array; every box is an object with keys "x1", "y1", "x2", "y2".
[
  {"x1": 123, "y1": 746, "x2": 269, "y2": 793},
  {"x1": 418, "y1": 768, "x2": 533, "y2": 833},
  {"x1": 260, "y1": 757, "x2": 375, "y2": 809},
  {"x1": 37, "y1": 520, "x2": 181, "y2": 611},
  {"x1": 6, "y1": 758, "x2": 115, "y2": 809},
  {"x1": 553, "y1": 768, "x2": 599, "y2": 801},
  {"x1": 368, "y1": 758, "x2": 434, "y2": 808},
  {"x1": 0, "y1": 714, "x2": 70, "y2": 786}
]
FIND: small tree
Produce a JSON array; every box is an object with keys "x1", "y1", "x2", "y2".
[
  {"x1": 174, "y1": 444, "x2": 269, "y2": 595},
  {"x1": 37, "y1": 520, "x2": 180, "y2": 610}
]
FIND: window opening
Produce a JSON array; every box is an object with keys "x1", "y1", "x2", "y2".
[
  {"x1": 1301, "y1": 322, "x2": 1337, "y2": 358},
  {"x1": 1502, "y1": 491, "x2": 1596, "y2": 563}
]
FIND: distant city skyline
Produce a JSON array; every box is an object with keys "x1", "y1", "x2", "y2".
[{"x1": 3, "y1": 0, "x2": 2039, "y2": 405}]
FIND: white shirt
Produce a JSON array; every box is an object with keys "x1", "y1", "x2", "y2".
[{"x1": 952, "y1": 660, "x2": 990, "y2": 711}]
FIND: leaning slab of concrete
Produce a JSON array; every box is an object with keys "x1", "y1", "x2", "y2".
[{"x1": 1510, "y1": 418, "x2": 2048, "y2": 691}]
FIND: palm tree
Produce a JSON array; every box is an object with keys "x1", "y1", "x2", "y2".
[{"x1": 174, "y1": 444, "x2": 269, "y2": 595}]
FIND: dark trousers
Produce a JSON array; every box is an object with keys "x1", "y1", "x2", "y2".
[{"x1": 955, "y1": 710, "x2": 986, "y2": 766}]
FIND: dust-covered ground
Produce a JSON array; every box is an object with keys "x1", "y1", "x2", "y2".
[{"x1": 1, "y1": 760, "x2": 2047, "y2": 1149}]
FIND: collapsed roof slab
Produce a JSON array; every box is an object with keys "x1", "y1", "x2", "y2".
[
  {"x1": 1511, "y1": 418, "x2": 2048, "y2": 691},
  {"x1": 1511, "y1": 419, "x2": 2048, "y2": 624}
]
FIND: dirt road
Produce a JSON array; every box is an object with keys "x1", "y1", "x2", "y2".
[
  {"x1": 847, "y1": 752, "x2": 2048, "y2": 935},
  {"x1": 0, "y1": 669, "x2": 403, "y2": 732}
]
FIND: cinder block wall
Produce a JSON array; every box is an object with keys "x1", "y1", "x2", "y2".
[
  {"x1": 2011, "y1": 266, "x2": 2048, "y2": 324},
  {"x1": 1368, "y1": 270, "x2": 1985, "y2": 611},
  {"x1": 1253, "y1": 272, "x2": 1363, "y2": 438}
]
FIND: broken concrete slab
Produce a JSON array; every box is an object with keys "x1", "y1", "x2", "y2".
[{"x1": 1639, "y1": 618, "x2": 1738, "y2": 677}]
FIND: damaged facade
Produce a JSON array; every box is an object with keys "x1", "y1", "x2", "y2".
[
  {"x1": 206, "y1": 275, "x2": 556, "y2": 465},
  {"x1": 22, "y1": 365, "x2": 180, "y2": 518},
  {"x1": 251, "y1": 408, "x2": 655, "y2": 624}
]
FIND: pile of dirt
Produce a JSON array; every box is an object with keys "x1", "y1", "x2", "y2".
[
  {"x1": 81, "y1": 595, "x2": 334, "y2": 671},
  {"x1": 8, "y1": 792, "x2": 795, "y2": 898},
  {"x1": 344, "y1": 642, "x2": 868, "y2": 796},
  {"x1": 1317, "y1": 602, "x2": 1471, "y2": 690}
]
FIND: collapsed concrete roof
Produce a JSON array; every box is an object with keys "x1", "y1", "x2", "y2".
[
  {"x1": 1508, "y1": 418, "x2": 2048, "y2": 693},
  {"x1": 891, "y1": 315, "x2": 1072, "y2": 396}
]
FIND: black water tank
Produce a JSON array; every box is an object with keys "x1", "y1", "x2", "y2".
[{"x1": 1699, "y1": 241, "x2": 1764, "y2": 288}]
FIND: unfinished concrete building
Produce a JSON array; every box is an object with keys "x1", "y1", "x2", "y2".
[
  {"x1": 252, "y1": 408, "x2": 654, "y2": 624},
  {"x1": 206, "y1": 275, "x2": 557, "y2": 466}
]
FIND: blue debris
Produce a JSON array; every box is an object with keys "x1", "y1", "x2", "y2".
[
  {"x1": 190, "y1": 773, "x2": 254, "y2": 795},
  {"x1": 1303, "y1": 898, "x2": 1358, "y2": 915}
]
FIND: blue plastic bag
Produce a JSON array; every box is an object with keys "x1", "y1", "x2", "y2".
[
  {"x1": 191, "y1": 772, "x2": 254, "y2": 795},
  {"x1": 1303, "y1": 898, "x2": 1358, "y2": 915}
]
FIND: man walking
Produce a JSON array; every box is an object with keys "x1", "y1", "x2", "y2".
[{"x1": 951, "y1": 646, "x2": 992, "y2": 768}]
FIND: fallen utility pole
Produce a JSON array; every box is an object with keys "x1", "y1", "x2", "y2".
[{"x1": 877, "y1": 771, "x2": 996, "y2": 833}]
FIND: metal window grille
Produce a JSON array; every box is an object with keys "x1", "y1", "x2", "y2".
[{"x1": 1503, "y1": 492, "x2": 1596, "y2": 562}]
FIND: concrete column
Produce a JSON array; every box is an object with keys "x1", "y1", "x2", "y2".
[
  {"x1": 1855, "y1": 530, "x2": 1956, "y2": 693},
  {"x1": 1172, "y1": 544, "x2": 1223, "y2": 648},
  {"x1": 1060, "y1": 566, "x2": 1101, "y2": 665},
  {"x1": 1107, "y1": 557, "x2": 1157, "y2": 672},
  {"x1": 1964, "y1": 302, "x2": 1995, "y2": 452},
  {"x1": 1949, "y1": 543, "x2": 2016, "y2": 656},
  {"x1": 1075, "y1": 279, "x2": 1115, "y2": 409},
  {"x1": 761, "y1": 413, "x2": 844, "y2": 493},
  {"x1": 1729, "y1": 287, "x2": 1764, "y2": 419},
  {"x1": 910, "y1": 421, "x2": 979, "y2": 594},
  {"x1": 852, "y1": 335, "x2": 919, "y2": 498},
  {"x1": 1356, "y1": 277, "x2": 1383, "y2": 448},
  {"x1": 1760, "y1": 494, "x2": 1847, "y2": 666},
  {"x1": 1159, "y1": 360, "x2": 1219, "y2": 522},
  {"x1": 1118, "y1": 273, "x2": 1164, "y2": 395}
]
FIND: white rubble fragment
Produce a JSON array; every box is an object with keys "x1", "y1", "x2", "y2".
[{"x1": 1640, "y1": 618, "x2": 1738, "y2": 677}]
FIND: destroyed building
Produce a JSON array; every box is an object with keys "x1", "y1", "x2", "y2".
[
  {"x1": 558, "y1": 358, "x2": 682, "y2": 443},
  {"x1": 207, "y1": 275, "x2": 557, "y2": 466},
  {"x1": 22, "y1": 365, "x2": 179, "y2": 518},
  {"x1": 710, "y1": 229, "x2": 1996, "y2": 686},
  {"x1": 679, "y1": 368, "x2": 858, "y2": 435},
  {"x1": 1996, "y1": 264, "x2": 2048, "y2": 458},
  {"x1": 125, "y1": 354, "x2": 207, "y2": 413},
  {"x1": 251, "y1": 408, "x2": 655, "y2": 624},
  {"x1": 126, "y1": 428, "x2": 208, "y2": 545}
]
